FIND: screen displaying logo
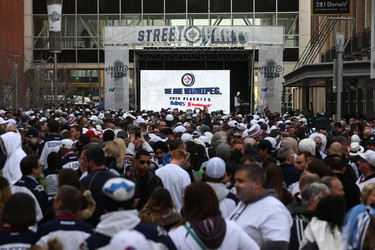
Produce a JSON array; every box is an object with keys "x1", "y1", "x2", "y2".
[{"x1": 181, "y1": 73, "x2": 195, "y2": 87}]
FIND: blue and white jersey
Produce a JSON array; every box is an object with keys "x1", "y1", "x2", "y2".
[
  {"x1": 61, "y1": 151, "x2": 80, "y2": 171},
  {"x1": 38, "y1": 134, "x2": 62, "y2": 169},
  {"x1": 35, "y1": 214, "x2": 93, "y2": 249},
  {"x1": 0, "y1": 226, "x2": 36, "y2": 250}
]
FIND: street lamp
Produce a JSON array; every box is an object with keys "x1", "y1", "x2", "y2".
[
  {"x1": 8, "y1": 55, "x2": 21, "y2": 111},
  {"x1": 335, "y1": 32, "x2": 345, "y2": 122},
  {"x1": 47, "y1": 0, "x2": 63, "y2": 107}
]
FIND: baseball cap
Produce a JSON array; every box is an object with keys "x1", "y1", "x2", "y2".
[
  {"x1": 205, "y1": 157, "x2": 226, "y2": 179},
  {"x1": 102, "y1": 178, "x2": 135, "y2": 202},
  {"x1": 109, "y1": 230, "x2": 153, "y2": 250},
  {"x1": 358, "y1": 150, "x2": 375, "y2": 167},
  {"x1": 165, "y1": 114, "x2": 174, "y2": 121},
  {"x1": 181, "y1": 133, "x2": 193, "y2": 142},
  {"x1": 60, "y1": 139, "x2": 74, "y2": 149}
]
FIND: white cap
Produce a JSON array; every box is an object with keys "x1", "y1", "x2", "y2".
[
  {"x1": 205, "y1": 157, "x2": 226, "y2": 178},
  {"x1": 165, "y1": 114, "x2": 174, "y2": 121},
  {"x1": 181, "y1": 133, "x2": 193, "y2": 142},
  {"x1": 60, "y1": 139, "x2": 74, "y2": 149},
  {"x1": 358, "y1": 150, "x2": 375, "y2": 167},
  {"x1": 89, "y1": 115, "x2": 98, "y2": 121},
  {"x1": 174, "y1": 125, "x2": 186, "y2": 133}
]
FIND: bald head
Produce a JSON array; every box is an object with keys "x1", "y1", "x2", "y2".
[{"x1": 328, "y1": 142, "x2": 343, "y2": 156}]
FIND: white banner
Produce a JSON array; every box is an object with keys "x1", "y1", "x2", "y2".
[
  {"x1": 105, "y1": 26, "x2": 284, "y2": 46},
  {"x1": 140, "y1": 70, "x2": 230, "y2": 113},
  {"x1": 257, "y1": 46, "x2": 284, "y2": 113},
  {"x1": 371, "y1": 1, "x2": 375, "y2": 79},
  {"x1": 104, "y1": 46, "x2": 129, "y2": 110},
  {"x1": 47, "y1": 4, "x2": 62, "y2": 32}
]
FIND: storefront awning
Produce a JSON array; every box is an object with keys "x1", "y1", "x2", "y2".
[{"x1": 284, "y1": 60, "x2": 371, "y2": 87}]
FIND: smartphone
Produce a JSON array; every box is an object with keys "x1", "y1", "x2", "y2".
[{"x1": 134, "y1": 127, "x2": 141, "y2": 138}]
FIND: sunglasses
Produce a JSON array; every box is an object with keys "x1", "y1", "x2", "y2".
[{"x1": 139, "y1": 160, "x2": 151, "y2": 165}]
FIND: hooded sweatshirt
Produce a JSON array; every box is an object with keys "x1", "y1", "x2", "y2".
[
  {"x1": 207, "y1": 182, "x2": 237, "y2": 218},
  {"x1": 1, "y1": 132, "x2": 26, "y2": 185},
  {"x1": 190, "y1": 216, "x2": 226, "y2": 249},
  {"x1": 169, "y1": 218, "x2": 259, "y2": 250},
  {"x1": 86, "y1": 210, "x2": 176, "y2": 250}
]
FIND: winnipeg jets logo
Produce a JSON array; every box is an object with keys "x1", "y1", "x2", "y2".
[
  {"x1": 181, "y1": 73, "x2": 195, "y2": 87},
  {"x1": 184, "y1": 26, "x2": 201, "y2": 43}
]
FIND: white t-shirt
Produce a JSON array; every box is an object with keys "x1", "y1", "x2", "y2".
[
  {"x1": 155, "y1": 163, "x2": 191, "y2": 212},
  {"x1": 169, "y1": 220, "x2": 259, "y2": 250},
  {"x1": 229, "y1": 196, "x2": 292, "y2": 246}
]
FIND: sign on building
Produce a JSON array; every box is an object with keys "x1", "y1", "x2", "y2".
[
  {"x1": 104, "y1": 46, "x2": 129, "y2": 110},
  {"x1": 312, "y1": 0, "x2": 351, "y2": 16}
]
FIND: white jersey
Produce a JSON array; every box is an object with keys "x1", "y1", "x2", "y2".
[{"x1": 155, "y1": 163, "x2": 191, "y2": 212}]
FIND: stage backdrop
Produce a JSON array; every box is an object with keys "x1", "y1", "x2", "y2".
[{"x1": 140, "y1": 70, "x2": 230, "y2": 113}]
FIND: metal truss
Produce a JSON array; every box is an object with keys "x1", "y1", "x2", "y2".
[{"x1": 136, "y1": 47, "x2": 252, "y2": 61}]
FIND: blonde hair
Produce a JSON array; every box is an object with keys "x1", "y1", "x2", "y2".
[
  {"x1": 361, "y1": 183, "x2": 375, "y2": 205},
  {"x1": 113, "y1": 138, "x2": 126, "y2": 162},
  {"x1": 104, "y1": 141, "x2": 121, "y2": 163}
]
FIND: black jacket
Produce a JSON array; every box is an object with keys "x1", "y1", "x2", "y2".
[{"x1": 124, "y1": 167, "x2": 164, "y2": 210}]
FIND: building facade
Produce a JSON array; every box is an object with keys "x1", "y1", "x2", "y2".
[
  {"x1": 285, "y1": 0, "x2": 374, "y2": 119},
  {"x1": 23, "y1": 0, "x2": 303, "y2": 110}
]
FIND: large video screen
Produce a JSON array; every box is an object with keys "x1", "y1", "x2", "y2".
[{"x1": 140, "y1": 70, "x2": 230, "y2": 113}]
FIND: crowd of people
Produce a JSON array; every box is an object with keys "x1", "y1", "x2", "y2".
[{"x1": 0, "y1": 106, "x2": 374, "y2": 250}]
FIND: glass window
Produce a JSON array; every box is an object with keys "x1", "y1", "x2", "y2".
[
  {"x1": 99, "y1": 15, "x2": 120, "y2": 37},
  {"x1": 255, "y1": 0, "x2": 276, "y2": 12},
  {"x1": 284, "y1": 35, "x2": 299, "y2": 47},
  {"x1": 144, "y1": 0, "x2": 164, "y2": 13},
  {"x1": 142, "y1": 15, "x2": 165, "y2": 26},
  {"x1": 99, "y1": 0, "x2": 119, "y2": 13},
  {"x1": 233, "y1": 0, "x2": 253, "y2": 12},
  {"x1": 77, "y1": 16, "x2": 98, "y2": 48},
  {"x1": 188, "y1": 14, "x2": 209, "y2": 26},
  {"x1": 61, "y1": 37, "x2": 77, "y2": 49},
  {"x1": 278, "y1": 13, "x2": 299, "y2": 35},
  {"x1": 34, "y1": 38, "x2": 49, "y2": 49},
  {"x1": 278, "y1": 0, "x2": 298, "y2": 12},
  {"x1": 34, "y1": 16, "x2": 49, "y2": 37},
  {"x1": 188, "y1": 0, "x2": 208, "y2": 13},
  {"x1": 59, "y1": 50, "x2": 77, "y2": 63},
  {"x1": 166, "y1": 0, "x2": 186, "y2": 13},
  {"x1": 165, "y1": 15, "x2": 188, "y2": 25},
  {"x1": 33, "y1": 0, "x2": 47, "y2": 14},
  {"x1": 121, "y1": 15, "x2": 143, "y2": 25},
  {"x1": 233, "y1": 14, "x2": 254, "y2": 25},
  {"x1": 121, "y1": 0, "x2": 141, "y2": 13},
  {"x1": 254, "y1": 13, "x2": 276, "y2": 26},
  {"x1": 63, "y1": 0, "x2": 75, "y2": 14},
  {"x1": 77, "y1": 50, "x2": 98, "y2": 63},
  {"x1": 210, "y1": 0, "x2": 230, "y2": 13},
  {"x1": 61, "y1": 16, "x2": 76, "y2": 37},
  {"x1": 77, "y1": 0, "x2": 97, "y2": 14},
  {"x1": 210, "y1": 15, "x2": 232, "y2": 26}
]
